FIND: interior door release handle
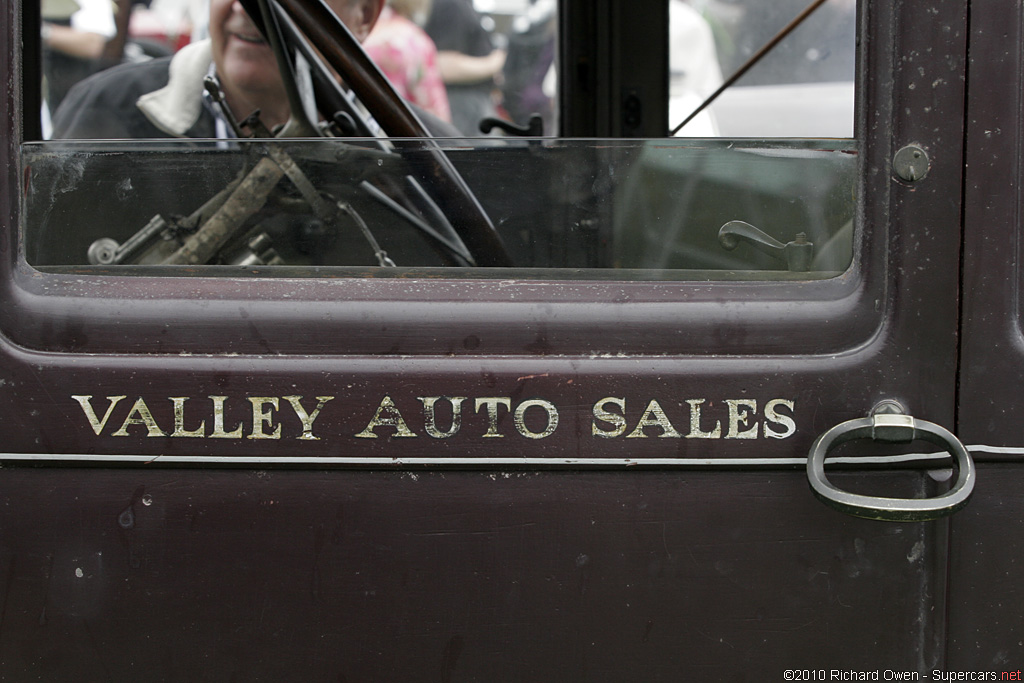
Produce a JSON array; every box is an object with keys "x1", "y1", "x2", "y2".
[
  {"x1": 718, "y1": 220, "x2": 814, "y2": 272},
  {"x1": 806, "y1": 414, "x2": 975, "y2": 522}
]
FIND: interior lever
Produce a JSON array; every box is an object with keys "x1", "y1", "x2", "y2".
[
  {"x1": 718, "y1": 220, "x2": 813, "y2": 272},
  {"x1": 479, "y1": 114, "x2": 544, "y2": 137}
]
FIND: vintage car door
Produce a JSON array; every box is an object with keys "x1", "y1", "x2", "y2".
[
  {"x1": 950, "y1": 0, "x2": 1024, "y2": 669},
  {"x1": 0, "y1": 0, "x2": 982, "y2": 678}
]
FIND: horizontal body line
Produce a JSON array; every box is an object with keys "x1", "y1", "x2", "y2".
[{"x1": 0, "y1": 451, "x2": 989, "y2": 467}]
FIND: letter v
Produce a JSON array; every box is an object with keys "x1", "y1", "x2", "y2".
[{"x1": 71, "y1": 395, "x2": 127, "y2": 435}]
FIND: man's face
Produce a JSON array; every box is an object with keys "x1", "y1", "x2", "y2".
[{"x1": 210, "y1": 0, "x2": 382, "y2": 102}]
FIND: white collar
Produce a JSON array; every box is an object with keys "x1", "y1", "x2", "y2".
[
  {"x1": 134, "y1": 39, "x2": 379, "y2": 138},
  {"x1": 136, "y1": 39, "x2": 214, "y2": 137}
]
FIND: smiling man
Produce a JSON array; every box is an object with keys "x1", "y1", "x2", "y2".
[{"x1": 51, "y1": 0, "x2": 452, "y2": 138}]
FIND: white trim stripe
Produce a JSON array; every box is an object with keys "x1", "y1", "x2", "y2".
[
  {"x1": 967, "y1": 444, "x2": 1024, "y2": 455},
  {"x1": 0, "y1": 451, "x2": 970, "y2": 467}
]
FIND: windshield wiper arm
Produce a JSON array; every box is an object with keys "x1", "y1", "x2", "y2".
[{"x1": 670, "y1": 0, "x2": 832, "y2": 136}]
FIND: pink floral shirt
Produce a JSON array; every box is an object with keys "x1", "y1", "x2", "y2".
[{"x1": 364, "y1": 7, "x2": 452, "y2": 123}]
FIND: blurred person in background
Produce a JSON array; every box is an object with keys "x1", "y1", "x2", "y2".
[
  {"x1": 364, "y1": 0, "x2": 451, "y2": 123},
  {"x1": 52, "y1": 0, "x2": 459, "y2": 138},
  {"x1": 41, "y1": 0, "x2": 117, "y2": 118},
  {"x1": 424, "y1": 0, "x2": 505, "y2": 136},
  {"x1": 668, "y1": 0, "x2": 723, "y2": 136},
  {"x1": 500, "y1": 0, "x2": 555, "y2": 134}
]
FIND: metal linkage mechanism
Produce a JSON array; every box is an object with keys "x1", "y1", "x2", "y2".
[
  {"x1": 226, "y1": 233, "x2": 285, "y2": 266},
  {"x1": 718, "y1": 220, "x2": 814, "y2": 272},
  {"x1": 86, "y1": 0, "x2": 498, "y2": 270},
  {"x1": 260, "y1": 0, "x2": 511, "y2": 266},
  {"x1": 87, "y1": 216, "x2": 173, "y2": 266},
  {"x1": 87, "y1": 170, "x2": 249, "y2": 265},
  {"x1": 87, "y1": 89, "x2": 467, "y2": 268}
]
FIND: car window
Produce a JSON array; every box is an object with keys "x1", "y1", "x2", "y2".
[
  {"x1": 23, "y1": 137, "x2": 855, "y2": 276},
  {"x1": 25, "y1": 0, "x2": 858, "y2": 280}
]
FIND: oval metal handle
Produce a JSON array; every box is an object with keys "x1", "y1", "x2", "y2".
[{"x1": 807, "y1": 414, "x2": 975, "y2": 522}]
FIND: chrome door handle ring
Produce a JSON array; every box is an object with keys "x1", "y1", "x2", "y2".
[{"x1": 807, "y1": 415, "x2": 975, "y2": 522}]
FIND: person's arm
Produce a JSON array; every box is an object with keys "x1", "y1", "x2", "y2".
[
  {"x1": 42, "y1": 22, "x2": 108, "y2": 59},
  {"x1": 435, "y1": 49, "x2": 506, "y2": 85}
]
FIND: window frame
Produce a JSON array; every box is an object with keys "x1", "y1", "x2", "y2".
[{"x1": 3, "y1": 0, "x2": 935, "y2": 364}]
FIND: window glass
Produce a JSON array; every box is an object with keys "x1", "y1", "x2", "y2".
[
  {"x1": 27, "y1": 0, "x2": 857, "y2": 280},
  {"x1": 39, "y1": 0, "x2": 557, "y2": 139},
  {"x1": 23, "y1": 138, "x2": 855, "y2": 277},
  {"x1": 670, "y1": 0, "x2": 856, "y2": 137}
]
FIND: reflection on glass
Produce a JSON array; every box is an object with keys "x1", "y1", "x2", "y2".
[
  {"x1": 670, "y1": 0, "x2": 857, "y2": 138},
  {"x1": 23, "y1": 138, "x2": 855, "y2": 279},
  {"x1": 478, "y1": 0, "x2": 558, "y2": 137},
  {"x1": 38, "y1": 0, "x2": 559, "y2": 140}
]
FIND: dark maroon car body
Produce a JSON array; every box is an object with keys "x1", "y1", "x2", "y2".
[{"x1": 0, "y1": 0, "x2": 1021, "y2": 678}]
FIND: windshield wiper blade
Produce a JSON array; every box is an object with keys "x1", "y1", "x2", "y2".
[{"x1": 670, "y1": 0, "x2": 832, "y2": 136}]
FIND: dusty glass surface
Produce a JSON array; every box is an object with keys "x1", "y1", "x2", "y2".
[{"x1": 22, "y1": 137, "x2": 856, "y2": 278}]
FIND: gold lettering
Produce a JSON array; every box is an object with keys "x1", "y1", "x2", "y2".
[
  {"x1": 764, "y1": 399, "x2": 797, "y2": 439},
  {"x1": 474, "y1": 397, "x2": 511, "y2": 438},
  {"x1": 72, "y1": 395, "x2": 126, "y2": 435},
  {"x1": 248, "y1": 397, "x2": 281, "y2": 440},
  {"x1": 514, "y1": 399, "x2": 559, "y2": 439},
  {"x1": 112, "y1": 398, "x2": 166, "y2": 437},
  {"x1": 418, "y1": 396, "x2": 466, "y2": 439},
  {"x1": 209, "y1": 395, "x2": 243, "y2": 439},
  {"x1": 626, "y1": 400, "x2": 682, "y2": 438},
  {"x1": 685, "y1": 399, "x2": 721, "y2": 439},
  {"x1": 725, "y1": 399, "x2": 759, "y2": 439},
  {"x1": 283, "y1": 395, "x2": 334, "y2": 441},
  {"x1": 592, "y1": 397, "x2": 627, "y2": 438},
  {"x1": 355, "y1": 395, "x2": 418, "y2": 438},
  {"x1": 170, "y1": 397, "x2": 206, "y2": 438}
]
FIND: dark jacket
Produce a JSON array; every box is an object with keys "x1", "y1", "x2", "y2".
[{"x1": 52, "y1": 40, "x2": 459, "y2": 139}]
